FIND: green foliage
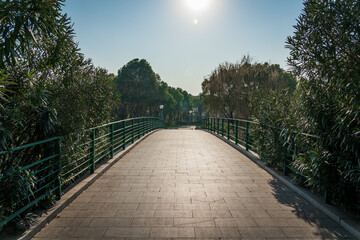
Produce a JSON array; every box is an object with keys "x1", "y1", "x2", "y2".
[
  {"x1": 0, "y1": 0, "x2": 119, "y2": 229},
  {"x1": 201, "y1": 55, "x2": 296, "y2": 119},
  {"x1": 250, "y1": 89, "x2": 295, "y2": 167},
  {"x1": 286, "y1": 0, "x2": 360, "y2": 208},
  {"x1": 114, "y1": 59, "x2": 159, "y2": 118},
  {"x1": 114, "y1": 58, "x2": 203, "y2": 126}
]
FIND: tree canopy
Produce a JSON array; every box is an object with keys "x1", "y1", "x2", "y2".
[
  {"x1": 114, "y1": 58, "x2": 204, "y2": 125},
  {"x1": 201, "y1": 56, "x2": 296, "y2": 119}
]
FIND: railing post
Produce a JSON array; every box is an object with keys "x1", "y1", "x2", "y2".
[
  {"x1": 222, "y1": 119, "x2": 224, "y2": 137},
  {"x1": 324, "y1": 191, "x2": 329, "y2": 203},
  {"x1": 110, "y1": 123, "x2": 114, "y2": 158},
  {"x1": 235, "y1": 120, "x2": 238, "y2": 145},
  {"x1": 212, "y1": 118, "x2": 215, "y2": 132},
  {"x1": 283, "y1": 129, "x2": 288, "y2": 176},
  {"x1": 56, "y1": 137, "x2": 62, "y2": 199},
  {"x1": 245, "y1": 122, "x2": 249, "y2": 151},
  {"x1": 227, "y1": 119, "x2": 230, "y2": 140},
  {"x1": 138, "y1": 118, "x2": 141, "y2": 139},
  {"x1": 90, "y1": 129, "x2": 95, "y2": 174},
  {"x1": 217, "y1": 118, "x2": 219, "y2": 135},
  {"x1": 132, "y1": 119, "x2": 134, "y2": 143},
  {"x1": 123, "y1": 120, "x2": 126, "y2": 150}
]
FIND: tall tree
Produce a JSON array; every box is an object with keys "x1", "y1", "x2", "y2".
[
  {"x1": 201, "y1": 56, "x2": 296, "y2": 119},
  {"x1": 114, "y1": 59, "x2": 159, "y2": 118}
]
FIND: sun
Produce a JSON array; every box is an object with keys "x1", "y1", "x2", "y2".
[{"x1": 186, "y1": 0, "x2": 211, "y2": 12}]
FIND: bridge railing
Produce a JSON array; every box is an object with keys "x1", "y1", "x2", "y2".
[
  {"x1": 0, "y1": 117, "x2": 164, "y2": 228},
  {"x1": 201, "y1": 118, "x2": 330, "y2": 198}
]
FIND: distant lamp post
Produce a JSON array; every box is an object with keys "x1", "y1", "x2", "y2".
[
  {"x1": 189, "y1": 110, "x2": 193, "y2": 125},
  {"x1": 159, "y1": 105, "x2": 164, "y2": 120}
]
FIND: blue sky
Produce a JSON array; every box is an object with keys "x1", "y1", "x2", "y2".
[{"x1": 63, "y1": 0, "x2": 304, "y2": 95}]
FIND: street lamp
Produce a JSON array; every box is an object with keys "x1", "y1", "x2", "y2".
[
  {"x1": 189, "y1": 110, "x2": 193, "y2": 125},
  {"x1": 159, "y1": 105, "x2": 164, "y2": 120}
]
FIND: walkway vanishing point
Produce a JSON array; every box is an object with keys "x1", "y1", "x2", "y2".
[{"x1": 34, "y1": 129, "x2": 353, "y2": 239}]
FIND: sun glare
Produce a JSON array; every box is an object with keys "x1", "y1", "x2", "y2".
[{"x1": 186, "y1": 0, "x2": 211, "y2": 12}]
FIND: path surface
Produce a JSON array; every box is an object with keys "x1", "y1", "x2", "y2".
[{"x1": 34, "y1": 130, "x2": 353, "y2": 239}]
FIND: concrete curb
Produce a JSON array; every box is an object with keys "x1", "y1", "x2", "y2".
[
  {"x1": 204, "y1": 130, "x2": 360, "y2": 240},
  {"x1": 13, "y1": 130, "x2": 160, "y2": 240}
]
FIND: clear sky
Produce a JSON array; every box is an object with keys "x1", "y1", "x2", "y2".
[{"x1": 62, "y1": 0, "x2": 304, "y2": 95}]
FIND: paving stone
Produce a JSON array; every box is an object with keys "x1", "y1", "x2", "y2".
[
  {"x1": 174, "y1": 203, "x2": 210, "y2": 210},
  {"x1": 193, "y1": 209, "x2": 232, "y2": 218},
  {"x1": 237, "y1": 226, "x2": 286, "y2": 238},
  {"x1": 76, "y1": 209, "x2": 117, "y2": 218},
  {"x1": 102, "y1": 203, "x2": 139, "y2": 210},
  {"x1": 48, "y1": 217, "x2": 93, "y2": 227},
  {"x1": 59, "y1": 226, "x2": 107, "y2": 238},
  {"x1": 194, "y1": 227, "x2": 241, "y2": 238},
  {"x1": 116, "y1": 209, "x2": 155, "y2": 217},
  {"x1": 174, "y1": 218, "x2": 215, "y2": 227},
  {"x1": 34, "y1": 226, "x2": 64, "y2": 238},
  {"x1": 104, "y1": 227, "x2": 151, "y2": 238},
  {"x1": 150, "y1": 227, "x2": 195, "y2": 238},
  {"x1": 90, "y1": 217, "x2": 133, "y2": 226},
  {"x1": 230, "y1": 210, "x2": 271, "y2": 218},
  {"x1": 132, "y1": 217, "x2": 174, "y2": 227},
  {"x1": 214, "y1": 217, "x2": 258, "y2": 227},
  {"x1": 153, "y1": 209, "x2": 192, "y2": 218},
  {"x1": 281, "y1": 226, "x2": 353, "y2": 238}
]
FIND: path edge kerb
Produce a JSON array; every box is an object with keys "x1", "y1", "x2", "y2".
[
  {"x1": 17, "y1": 129, "x2": 161, "y2": 240},
  {"x1": 203, "y1": 129, "x2": 360, "y2": 239}
]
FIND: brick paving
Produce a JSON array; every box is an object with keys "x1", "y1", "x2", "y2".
[{"x1": 34, "y1": 129, "x2": 354, "y2": 239}]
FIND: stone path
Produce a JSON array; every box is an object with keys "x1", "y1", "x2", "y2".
[{"x1": 34, "y1": 130, "x2": 353, "y2": 239}]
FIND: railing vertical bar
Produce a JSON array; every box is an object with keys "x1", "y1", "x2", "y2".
[
  {"x1": 132, "y1": 119, "x2": 134, "y2": 143},
  {"x1": 235, "y1": 120, "x2": 238, "y2": 145},
  {"x1": 56, "y1": 137, "x2": 62, "y2": 199},
  {"x1": 227, "y1": 119, "x2": 230, "y2": 140},
  {"x1": 123, "y1": 120, "x2": 126, "y2": 150},
  {"x1": 90, "y1": 129, "x2": 95, "y2": 174},
  {"x1": 222, "y1": 119, "x2": 224, "y2": 137},
  {"x1": 245, "y1": 122, "x2": 249, "y2": 151},
  {"x1": 138, "y1": 118, "x2": 141, "y2": 139},
  {"x1": 110, "y1": 123, "x2": 114, "y2": 158}
]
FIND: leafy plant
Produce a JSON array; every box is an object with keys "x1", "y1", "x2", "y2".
[{"x1": 286, "y1": 0, "x2": 360, "y2": 208}]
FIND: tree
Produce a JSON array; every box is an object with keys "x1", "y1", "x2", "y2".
[
  {"x1": 114, "y1": 59, "x2": 159, "y2": 118},
  {"x1": 286, "y1": 0, "x2": 360, "y2": 207},
  {"x1": 201, "y1": 56, "x2": 296, "y2": 119}
]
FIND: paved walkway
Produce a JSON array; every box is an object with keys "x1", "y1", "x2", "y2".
[{"x1": 34, "y1": 130, "x2": 353, "y2": 239}]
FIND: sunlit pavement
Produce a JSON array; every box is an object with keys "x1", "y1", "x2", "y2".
[{"x1": 34, "y1": 129, "x2": 353, "y2": 239}]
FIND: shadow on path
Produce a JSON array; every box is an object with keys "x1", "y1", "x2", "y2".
[{"x1": 269, "y1": 179, "x2": 353, "y2": 239}]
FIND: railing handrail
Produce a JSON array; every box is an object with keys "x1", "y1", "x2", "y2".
[
  {"x1": 207, "y1": 117, "x2": 319, "y2": 139},
  {"x1": 89, "y1": 116, "x2": 159, "y2": 130},
  {"x1": 0, "y1": 136, "x2": 62, "y2": 156},
  {"x1": 0, "y1": 117, "x2": 161, "y2": 155}
]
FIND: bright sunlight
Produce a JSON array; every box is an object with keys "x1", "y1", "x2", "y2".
[{"x1": 185, "y1": 0, "x2": 212, "y2": 12}]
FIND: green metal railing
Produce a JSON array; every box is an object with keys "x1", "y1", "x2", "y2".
[
  {"x1": 202, "y1": 117, "x2": 330, "y2": 200},
  {"x1": 0, "y1": 117, "x2": 164, "y2": 228}
]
